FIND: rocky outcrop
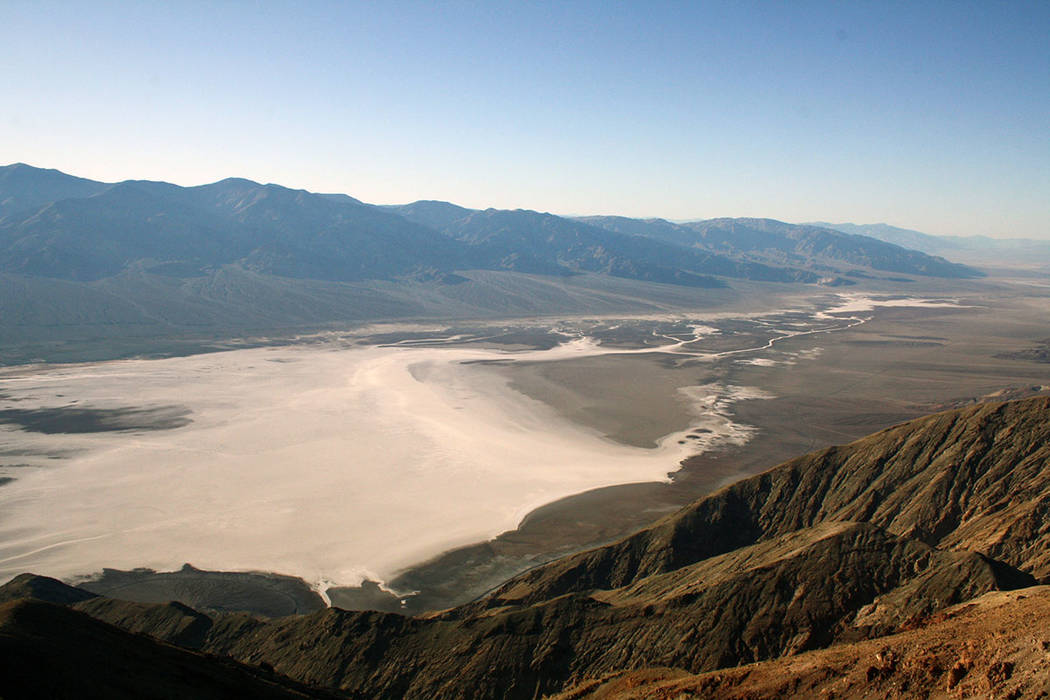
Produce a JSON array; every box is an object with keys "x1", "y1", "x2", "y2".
[{"x1": 551, "y1": 586, "x2": 1050, "y2": 699}]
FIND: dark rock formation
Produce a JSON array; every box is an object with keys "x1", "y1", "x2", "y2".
[{"x1": 0, "y1": 599, "x2": 335, "y2": 699}]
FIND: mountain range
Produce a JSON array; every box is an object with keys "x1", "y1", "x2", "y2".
[
  {"x1": 1, "y1": 163, "x2": 981, "y2": 286},
  {"x1": 578, "y1": 215, "x2": 978, "y2": 279},
  {"x1": 3, "y1": 396, "x2": 1049, "y2": 698},
  {"x1": 811, "y1": 221, "x2": 1050, "y2": 269},
  {"x1": 0, "y1": 164, "x2": 984, "y2": 360}
]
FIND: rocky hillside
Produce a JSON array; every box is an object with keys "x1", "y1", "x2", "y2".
[
  {"x1": 482, "y1": 396, "x2": 1050, "y2": 607},
  {"x1": 552, "y1": 586, "x2": 1050, "y2": 699},
  {"x1": 2, "y1": 397, "x2": 1048, "y2": 699},
  {"x1": 0, "y1": 598, "x2": 335, "y2": 699}
]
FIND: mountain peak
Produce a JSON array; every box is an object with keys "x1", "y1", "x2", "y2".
[
  {"x1": 0, "y1": 163, "x2": 111, "y2": 218},
  {"x1": 201, "y1": 177, "x2": 265, "y2": 192}
]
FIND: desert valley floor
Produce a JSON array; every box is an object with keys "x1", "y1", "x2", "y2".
[{"x1": 1, "y1": 281, "x2": 1048, "y2": 613}]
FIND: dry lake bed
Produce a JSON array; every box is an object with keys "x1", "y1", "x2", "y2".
[{"x1": 1, "y1": 285, "x2": 1047, "y2": 612}]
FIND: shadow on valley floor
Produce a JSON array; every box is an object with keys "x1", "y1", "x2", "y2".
[{"x1": 0, "y1": 405, "x2": 192, "y2": 434}]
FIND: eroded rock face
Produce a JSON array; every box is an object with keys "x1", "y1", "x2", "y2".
[
  {"x1": 3, "y1": 397, "x2": 1049, "y2": 699},
  {"x1": 550, "y1": 587, "x2": 1050, "y2": 700}
]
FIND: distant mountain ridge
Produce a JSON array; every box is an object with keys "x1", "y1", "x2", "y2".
[
  {"x1": 0, "y1": 163, "x2": 987, "y2": 358},
  {"x1": 811, "y1": 220, "x2": 1050, "y2": 268},
  {"x1": 0, "y1": 163, "x2": 110, "y2": 220},
  {"x1": 808, "y1": 221, "x2": 952, "y2": 254},
  {"x1": 0, "y1": 163, "x2": 981, "y2": 285},
  {"x1": 388, "y1": 204, "x2": 824, "y2": 285},
  {"x1": 0, "y1": 173, "x2": 467, "y2": 282},
  {"x1": 0, "y1": 164, "x2": 786, "y2": 286},
  {"x1": 583, "y1": 215, "x2": 981, "y2": 279}
]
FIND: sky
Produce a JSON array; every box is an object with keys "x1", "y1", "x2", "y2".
[{"x1": 2, "y1": 1, "x2": 1048, "y2": 238}]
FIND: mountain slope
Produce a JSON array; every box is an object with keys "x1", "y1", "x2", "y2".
[
  {"x1": 380, "y1": 200, "x2": 474, "y2": 231},
  {"x1": 807, "y1": 221, "x2": 954, "y2": 255},
  {"x1": 0, "y1": 165, "x2": 984, "y2": 290},
  {"x1": 552, "y1": 586, "x2": 1050, "y2": 699},
  {"x1": 390, "y1": 204, "x2": 824, "y2": 285},
  {"x1": 482, "y1": 396, "x2": 1050, "y2": 607},
  {"x1": 0, "y1": 165, "x2": 819, "y2": 288},
  {"x1": 0, "y1": 598, "x2": 335, "y2": 699},
  {"x1": 0, "y1": 164, "x2": 995, "y2": 358},
  {"x1": 583, "y1": 215, "x2": 982, "y2": 278},
  {"x1": 446, "y1": 208, "x2": 821, "y2": 285},
  {"x1": 0, "y1": 174, "x2": 468, "y2": 282},
  {"x1": 0, "y1": 163, "x2": 109, "y2": 220},
  {"x1": 814, "y1": 220, "x2": 1050, "y2": 269},
  {"x1": 690, "y1": 218, "x2": 980, "y2": 277},
  {"x1": 4, "y1": 397, "x2": 1048, "y2": 699}
]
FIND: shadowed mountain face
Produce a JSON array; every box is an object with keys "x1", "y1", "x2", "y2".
[
  {"x1": 479, "y1": 397, "x2": 1050, "y2": 608},
  {"x1": 393, "y1": 206, "x2": 825, "y2": 285},
  {"x1": 0, "y1": 163, "x2": 110, "y2": 220},
  {"x1": 379, "y1": 200, "x2": 473, "y2": 232},
  {"x1": 0, "y1": 165, "x2": 982, "y2": 285},
  {"x1": 3, "y1": 397, "x2": 1048, "y2": 699},
  {"x1": 0, "y1": 175, "x2": 467, "y2": 282},
  {"x1": 0, "y1": 164, "x2": 988, "y2": 357},
  {"x1": 808, "y1": 221, "x2": 955, "y2": 255},
  {"x1": 582, "y1": 215, "x2": 983, "y2": 279},
  {"x1": 0, "y1": 599, "x2": 334, "y2": 699},
  {"x1": 0, "y1": 166, "x2": 833, "y2": 288},
  {"x1": 812, "y1": 220, "x2": 1050, "y2": 271}
]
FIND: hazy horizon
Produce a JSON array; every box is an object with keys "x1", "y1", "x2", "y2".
[
  {"x1": 3, "y1": 2, "x2": 1048, "y2": 240},
  {"x1": 3, "y1": 160, "x2": 1042, "y2": 244}
]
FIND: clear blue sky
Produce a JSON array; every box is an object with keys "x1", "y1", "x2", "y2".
[{"x1": 3, "y1": 1, "x2": 1048, "y2": 237}]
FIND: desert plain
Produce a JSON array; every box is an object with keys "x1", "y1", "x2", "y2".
[{"x1": 0, "y1": 276, "x2": 1047, "y2": 614}]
